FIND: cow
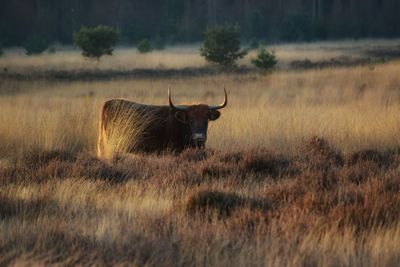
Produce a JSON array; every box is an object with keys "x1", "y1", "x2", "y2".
[{"x1": 97, "y1": 89, "x2": 227, "y2": 157}]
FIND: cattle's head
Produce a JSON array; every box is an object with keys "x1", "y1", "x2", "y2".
[{"x1": 169, "y1": 88, "x2": 227, "y2": 148}]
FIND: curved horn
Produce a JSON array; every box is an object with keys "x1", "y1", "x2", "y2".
[
  {"x1": 169, "y1": 88, "x2": 188, "y2": 110},
  {"x1": 210, "y1": 88, "x2": 228, "y2": 110}
]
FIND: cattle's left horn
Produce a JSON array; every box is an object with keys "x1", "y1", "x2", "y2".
[
  {"x1": 169, "y1": 88, "x2": 188, "y2": 110},
  {"x1": 210, "y1": 88, "x2": 228, "y2": 110}
]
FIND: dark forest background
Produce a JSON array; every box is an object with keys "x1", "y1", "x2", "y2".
[{"x1": 1, "y1": 0, "x2": 399, "y2": 46}]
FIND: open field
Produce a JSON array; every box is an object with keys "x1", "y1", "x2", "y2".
[
  {"x1": 1, "y1": 61, "x2": 400, "y2": 156},
  {"x1": 1, "y1": 41, "x2": 400, "y2": 266},
  {"x1": 1, "y1": 39, "x2": 399, "y2": 74}
]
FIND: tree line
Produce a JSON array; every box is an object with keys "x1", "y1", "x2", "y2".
[{"x1": 0, "y1": 0, "x2": 399, "y2": 46}]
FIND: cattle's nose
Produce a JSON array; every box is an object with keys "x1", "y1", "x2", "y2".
[
  {"x1": 192, "y1": 133, "x2": 206, "y2": 142},
  {"x1": 192, "y1": 133, "x2": 206, "y2": 147}
]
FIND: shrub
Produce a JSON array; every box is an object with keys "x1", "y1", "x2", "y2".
[
  {"x1": 240, "y1": 149, "x2": 294, "y2": 178},
  {"x1": 200, "y1": 24, "x2": 248, "y2": 67},
  {"x1": 23, "y1": 35, "x2": 48, "y2": 55},
  {"x1": 74, "y1": 25, "x2": 119, "y2": 60},
  {"x1": 300, "y1": 136, "x2": 344, "y2": 169},
  {"x1": 251, "y1": 47, "x2": 277, "y2": 71},
  {"x1": 137, "y1": 39, "x2": 152, "y2": 53},
  {"x1": 0, "y1": 46, "x2": 3, "y2": 57}
]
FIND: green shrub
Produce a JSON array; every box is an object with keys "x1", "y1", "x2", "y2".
[
  {"x1": 74, "y1": 25, "x2": 119, "y2": 60},
  {"x1": 137, "y1": 39, "x2": 152, "y2": 53},
  {"x1": 200, "y1": 24, "x2": 248, "y2": 67},
  {"x1": 23, "y1": 36, "x2": 48, "y2": 55},
  {"x1": 0, "y1": 45, "x2": 3, "y2": 57},
  {"x1": 251, "y1": 47, "x2": 277, "y2": 71}
]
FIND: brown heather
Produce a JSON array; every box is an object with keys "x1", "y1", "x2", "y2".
[
  {"x1": 1, "y1": 141, "x2": 400, "y2": 266},
  {"x1": 1, "y1": 41, "x2": 400, "y2": 266}
]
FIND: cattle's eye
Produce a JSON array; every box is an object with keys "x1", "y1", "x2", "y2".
[
  {"x1": 174, "y1": 111, "x2": 188, "y2": 123},
  {"x1": 209, "y1": 110, "x2": 221, "y2": 121}
]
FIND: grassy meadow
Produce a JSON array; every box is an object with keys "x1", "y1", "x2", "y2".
[
  {"x1": 1, "y1": 40, "x2": 400, "y2": 266},
  {"x1": 1, "y1": 39, "x2": 398, "y2": 72}
]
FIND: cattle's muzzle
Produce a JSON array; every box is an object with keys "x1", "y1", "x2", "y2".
[{"x1": 191, "y1": 133, "x2": 206, "y2": 148}]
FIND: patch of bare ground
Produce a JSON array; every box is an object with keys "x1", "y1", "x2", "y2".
[{"x1": 2, "y1": 137, "x2": 400, "y2": 265}]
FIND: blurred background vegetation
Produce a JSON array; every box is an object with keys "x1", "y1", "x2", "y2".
[{"x1": 0, "y1": 0, "x2": 399, "y2": 47}]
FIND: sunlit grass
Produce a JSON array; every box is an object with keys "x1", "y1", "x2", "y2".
[
  {"x1": 1, "y1": 41, "x2": 400, "y2": 266},
  {"x1": 1, "y1": 60, "x2": 400, "y2": 157}
]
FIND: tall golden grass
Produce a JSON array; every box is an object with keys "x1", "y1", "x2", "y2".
[
  {"x1": 1, "y1": 60, "x2": 400, "y2": 158},
  {"x1": 1, "y1": 42, "x2": 400, "y2": 266}
]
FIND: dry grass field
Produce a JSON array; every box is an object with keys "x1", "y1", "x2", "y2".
[
  {"x1": 1, "y1": 40, "x2": 400, "y2": 266},
  {"x1": 1, "y1": 39, "x2": 398, "y2": 73}
]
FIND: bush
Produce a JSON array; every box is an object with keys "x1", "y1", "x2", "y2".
[
  {"x1": 251, "y1": 47, "x2": 277, "y2": 71},
  {"x1": 137, "y1": 39, "x2": 152, "y2": 53},
  {"x1": 24, "y1": 35, "x2": 48, "y2": 55},
  {"x1": 200, "y1": 24, "x2": 248, "y2": 67},
  {"x1": 0, "y1": 46, "x2": 3, "y2": 57},
  {"x1": 74, "y1": 25, "x2": 119, "y2": 60}
]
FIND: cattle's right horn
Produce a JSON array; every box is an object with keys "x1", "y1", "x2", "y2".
[
  {"x1": 210, "y1": 88, "x2": 228, "y2": 110},
  {"x1": 169, "y1": 88, "x2": 188, "y2": 110}
]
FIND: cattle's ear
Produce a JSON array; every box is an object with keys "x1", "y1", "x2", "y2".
[
  {"x1": 174, "y1": 110, "x2": 187, "y2": 123},
  {"x1": 209, "y1": 110, "x2": 221, "y2": 121}
]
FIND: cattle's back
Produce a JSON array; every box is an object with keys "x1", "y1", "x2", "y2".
[{"x1": 100, "y1": 99, "x2": 182, "y2": 155}]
